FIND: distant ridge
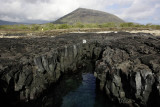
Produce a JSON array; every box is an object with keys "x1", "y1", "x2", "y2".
[
  {"x1": 0, "y1": 20, "x2": 51, "y2": 25},
  {"x1": 0, "y1": 20, "x2": 19, "y2": 25},
  {"x1": 53, "y1": 8, "x2": 124, "y2": 24}
]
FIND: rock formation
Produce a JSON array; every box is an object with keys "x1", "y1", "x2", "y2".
[
  {"x1": 0, "y1": 32, "x2": 160, "y2": 106},
  {"x1": 94, "y1": 33, "x2": 160, "y2": 106}
]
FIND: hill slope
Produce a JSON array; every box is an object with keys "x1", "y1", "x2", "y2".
[
  {"x1": 0, "y1": 20, "x2": 20, "y2": 25},
  {"x1": 0, "y1": 20, "x2": 51, "y2": 25},
  {"x1": 53, "y1": 8, "x2": 124, "y2": 24}
]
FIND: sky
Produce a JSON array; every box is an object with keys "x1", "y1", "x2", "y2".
[{"x1": 0, "y1": 0, "x2": 160, "y2": 24}]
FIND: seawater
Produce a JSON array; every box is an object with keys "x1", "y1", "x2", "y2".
[
  {"x1": 61, "y1": 73, "x2": 96, "y2": 107},
  {"x1": 41, "y1": 72, "x2": 116, "y2": 107}
]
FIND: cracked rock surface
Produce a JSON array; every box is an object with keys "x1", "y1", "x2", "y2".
[
  {"x1": 94, "y1": 33, "x2": 160, "y2": 106},
  {"x1": 0, "y1": 32, "x2": 160, "y2": 107}
]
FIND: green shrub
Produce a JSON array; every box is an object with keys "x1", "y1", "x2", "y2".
[
  {"x1": 58, "y1": 24, "x2": 70, "y2": 29},
  {"x1": 150, "y1": 25, "x2": 160, "y2": 29},
  {"x1": 100, "y1": 22, "x2": 116, "y2": 28},
  {"x1": 0, "y1": 25, "x2": 5, "y2": 29},
  {"x1": 0, "y1": 22, "x2": 160, "y2": 31},
  {"x1": 44, "y1": 23, "x2": 55, "y2": 30},
  {"x1": 31, "y1": 24, "x2": 41, "y2": 31},
  {"x1": 75, "y1": 22, "x2": 84, "y2": 28},
  {"x1": 120, "y1": 23, "x2": 131, "y2": 27},
  {"x1": 19, "y1": 25, "x2": 30, "y2": 30}
]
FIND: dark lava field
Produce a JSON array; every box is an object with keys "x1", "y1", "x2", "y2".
[{"x1": 0, "y1": 32, "x2": 160, "y2": 107}]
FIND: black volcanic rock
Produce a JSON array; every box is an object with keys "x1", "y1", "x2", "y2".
[
  {"x1": 53, "y1": 8, "x2": 124, "y2": 24},
  {"x1": 0, "y1": 32, "x2": 160, "y2": 107},
  {"x1": 94, "y1": 34, "x2": 160, "y2": 106}
]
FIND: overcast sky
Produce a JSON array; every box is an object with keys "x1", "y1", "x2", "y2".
[{"x1": 0, "y1": 0, "x2": 160, "y2": 24}]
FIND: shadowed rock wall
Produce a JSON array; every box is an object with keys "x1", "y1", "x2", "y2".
[
  {"x1": 94, "y1": 35, "x2": 160, "y2": 106},
  {"x1": 0, "y1": 40, "x2": 102, "y2": 103}
]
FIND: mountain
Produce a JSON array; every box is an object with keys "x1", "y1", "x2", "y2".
[
  {"x1": 22, "y1": 20, "x2": 51, "y2": 24},
  {"x1": 0, "y1": 20, "x2": 19, "y2": 25},
  {"x1": 53, "y1": 8, "x2": 124, "y2": 24},
  {"x1": 0, "y1": 20, "x2": 51, "y2": 25}
]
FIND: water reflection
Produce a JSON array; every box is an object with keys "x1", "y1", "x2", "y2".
[
  {"x1": 42, "y1": 72, "x2": 115, "y2": 107},
  {"x1": 42, "y1": 73, "x2": 83, "y2": 107},
  {"x1": 61, "y1": 73, "x2": 96, "y2": 107},
  {"x1": 11, "y1": 61, "x2": 116, "y2": 107}
]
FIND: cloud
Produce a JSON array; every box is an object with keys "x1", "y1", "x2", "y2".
[
  {"x1": 116, "y1": 0, "x2": 160, "y2": 24},
  {"x1": 0, "y1": 0, "x2": 160, "y2": 24}
]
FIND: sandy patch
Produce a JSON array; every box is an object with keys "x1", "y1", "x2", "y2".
[
  {"x1": 126, "y1": 30, "x2": 160, "y2": 36},
  {"x1": 71, "y1": 30, "x2": 160, "y2": 36},
  {"x1": 0, "y1": 30, "x2": 160, "y2": 38}
]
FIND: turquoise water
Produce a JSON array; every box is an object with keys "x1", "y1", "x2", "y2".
[
  {"x1": 61, "y1": 73, "x2": 96, "y2": 107},
  {"x1": 41, "y1": 72, "x2": 116, "y2": 107}
]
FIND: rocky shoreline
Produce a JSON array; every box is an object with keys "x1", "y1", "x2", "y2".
[{"x1": 0, "y1": 32, "x2": 160, "y2": 107}]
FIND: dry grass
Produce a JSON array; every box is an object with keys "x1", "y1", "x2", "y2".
[{"x1": 0, "y1": 28, "x2": 160, "y2": 38}]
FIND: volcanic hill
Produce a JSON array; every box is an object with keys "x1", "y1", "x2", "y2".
[{"x1": 53, "y1": 8, "x2": 124, "y2": 24}]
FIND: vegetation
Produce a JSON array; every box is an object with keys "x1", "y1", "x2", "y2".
[{"x1": 0, "y1": 22, "x2": 160, "y2": 31}]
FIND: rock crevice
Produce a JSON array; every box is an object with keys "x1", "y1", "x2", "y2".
[
  {"x1": 1, "y1": 41, "x2": 103, "y2": 102},
  {"x1": 0, "y1": 33, "x2": 160, "y2": 107}
]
